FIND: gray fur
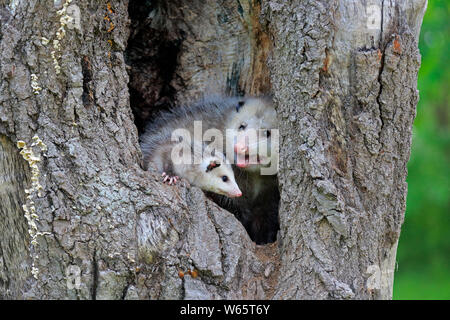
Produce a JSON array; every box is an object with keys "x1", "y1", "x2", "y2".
[
  {"x1": 140, "y1": 96, "x2": 241, "y2": 168},
  {"x1": 208, "y1": 96, "x2": 280, "y2": 244},
  {"x1": 140, "y1": 96, "x2": 279, "y2": 243},
  {"x1": 140, "y1": 96, "x2": 243, "y2": 197}
]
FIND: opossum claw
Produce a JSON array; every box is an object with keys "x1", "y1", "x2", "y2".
[
  {"x1": 162, "y1": 172, "x2": 171, "y2": 183},
  {"x1": 161, "y1": 172, "x2": 179, "y2": 185}
]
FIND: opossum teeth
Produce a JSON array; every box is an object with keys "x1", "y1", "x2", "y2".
[{"x1": 225, "y1": 96, "x2": 278, "y2": 173}]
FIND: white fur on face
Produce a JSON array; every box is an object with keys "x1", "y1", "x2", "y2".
[
  {"x1": 225, "y1": 98, "x2": 278, "y2": 173},
  {"x1": 196, "y1": 157, "x2": 242, "y2": 197}
]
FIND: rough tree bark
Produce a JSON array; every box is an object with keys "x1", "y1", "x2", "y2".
[{"x1": 0, "y1": 0, "x2": 426, "y2": 299}]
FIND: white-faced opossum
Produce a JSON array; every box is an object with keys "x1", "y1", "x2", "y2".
[
  {"x1": 140, "y1": 96, "x2": 279, "y2": 244},
  {"x1": 140, "y1": 102, "x2": 243, "y2": 198},
  {"x1": 225, "y1": 97, "x2": 278, "y2": 174},
  {"x1": 191, "y1": 96, "x2": 280, "y2": 244},
  {"x1": 219, "y1": 96, "x2": 280, "y2": 244}
]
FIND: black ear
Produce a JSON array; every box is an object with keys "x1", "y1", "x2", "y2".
[
  {"x1": 236, "y1": 100, "x2": 245, "y2": 112},
  {"x1": 206, "y1": 160, "x2": 221, "y2": 172}
]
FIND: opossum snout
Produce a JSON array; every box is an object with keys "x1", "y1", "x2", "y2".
[
  {"x1": 226, "y1": 183, "x2": 242, "y2": 198},
  {"x1": 229, "y1": 189, "x2": 242, "y2": 198}
]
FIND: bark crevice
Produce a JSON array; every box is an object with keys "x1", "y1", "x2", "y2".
[{"x1": 91, "y1": 250, "x2": 98, "y2": 300}]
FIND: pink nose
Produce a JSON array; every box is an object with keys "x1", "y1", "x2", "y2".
[
  {"x1": 234, "y1": 143, "x2": 248, "y2": 154},
  {"x1": 229, "y1": 188, "x2": 242, "y2": 198}
]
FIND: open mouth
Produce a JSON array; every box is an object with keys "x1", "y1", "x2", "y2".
[{"x1": 237, "y1": 154, "x2": 261, "y2": 168}]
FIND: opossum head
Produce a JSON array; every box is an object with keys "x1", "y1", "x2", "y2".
[
  {"x1": 196, "y1": 155, "x2": 242, "y2": 198},
  {"x1": 225, "y1": 97, "x2": 278, "y2": 174}
]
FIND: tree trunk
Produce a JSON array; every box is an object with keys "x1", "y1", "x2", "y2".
[{"x1": 0, "y1": 0, "x2": 426, "y2": 299}]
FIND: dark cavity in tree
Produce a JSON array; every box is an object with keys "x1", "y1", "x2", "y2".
[
  {"x1": 126, "y1": 0, "x2": 184, "y2": 134},
  {"x1": 125, "y1": 0, "x2": 279, "y2": 245}
]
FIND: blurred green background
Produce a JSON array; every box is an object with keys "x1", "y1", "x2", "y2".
[{"x1": 393, "y1": 0, "x2": 449, "y2": 300}]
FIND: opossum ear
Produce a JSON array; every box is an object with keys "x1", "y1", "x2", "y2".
[
  {"x1": 236, "y1": 100, "x2": 245, "y2": 112},
  {"x1": 206, "y1": 160, "x2": 221, "y2": 172}
]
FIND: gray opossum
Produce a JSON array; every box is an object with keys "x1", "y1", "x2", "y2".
[
  {"x1": 140, "y1": 96, "x2": 279, "y2": 244},
  {"x1": 141, "y1": 96, "x2": 242, "y2": 145},
  {"x1": 140, "y1": 100, "x2": 243, "y2": 198},
  {"x1": 213, "y1": 96, "x2": 280, "y2": 244}
]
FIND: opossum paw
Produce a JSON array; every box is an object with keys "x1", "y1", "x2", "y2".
[
  {"x1": 169, "y1": 176, "x2": 179, "y2": 185},
  {"x1": 162, "y1": 172, "x2": 179, "y2": 185}
]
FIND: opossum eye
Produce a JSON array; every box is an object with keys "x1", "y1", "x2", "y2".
[
  {"x1": 238, "y1": 123, "x2": 247, "y2": 131},
  {"x1": 221, "y1": 176, "x2": 228, "y2": 182}
]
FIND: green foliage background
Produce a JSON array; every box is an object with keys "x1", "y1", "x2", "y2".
[{"x1": 393, "y1": 0, "x2": 450, "y2": 299}]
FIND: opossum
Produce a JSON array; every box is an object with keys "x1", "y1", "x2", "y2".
[
  {"x1": 140, "y1": 104, "x2": 243, "y2": 198},
  {"x1": 224, "y1": 97, "x2": 278, "y2": 174},
  {"x1": 210, "y1": 96, "x2": 280, "y2": 244},
  {"x1": 141, "y1": 96, "x2": 242, "y2": 146},
  {"x1": 140, "y1": 96, "x2": 279, "y2": 244}
]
